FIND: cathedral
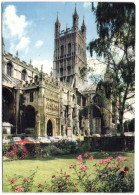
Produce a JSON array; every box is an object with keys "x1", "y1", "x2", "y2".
[{"x1": 2, "y1": 7, "x2": 117, "y2": 138}]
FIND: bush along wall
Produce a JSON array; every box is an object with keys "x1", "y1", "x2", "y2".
[{"x1": 84, "y1": 136, "x2": 134, "y2": 152}]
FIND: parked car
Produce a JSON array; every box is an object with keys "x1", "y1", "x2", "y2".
[
  {"x1": 104, "y1": 134, "x2": 111, "y2": 137},
  {"x1": 63, "y1": 137, "x2": 77, "y2": 144},
  {"x1": 12, "y1": 137, "x2": 21, "y2": 142},
  {"x1": 24, "y1": 137, "x2": 39, "y2": 143},
  {"x1": 39, "y1": 137, "x2": 51, "y2": 143}
]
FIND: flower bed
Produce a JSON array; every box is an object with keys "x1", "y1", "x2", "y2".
[{"x1": 8, "y1": 154, "x2": 134, "y2": 192}]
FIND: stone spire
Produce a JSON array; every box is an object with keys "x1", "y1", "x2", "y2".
[
  {"x1": 73, "y1": 4, "x2": 79, "y2": 31},
  {"x1": 16, "y1": 50, "x2": 18, "y2": 58},
  {"x1": 55, "y1": 12, "x2": 61, "y2": 37},
  {"x1": 81, "y1": 16, "x2": 86, "y2": 38},
  {"x1": 55, "y1": 12, "x2": 60, "y2": 24}
]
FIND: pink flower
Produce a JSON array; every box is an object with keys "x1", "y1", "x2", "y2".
[
  {"x1": 77, "y1": 163, "x2": 80, "y2": 166},
  {"x1": 124, "y1": 158, "x2": 128, "y2": 161},
  {"x1": 108, "y1": 156, "x2": 113, "y2": 160},
  {"x1": 117, "y1": 156, "x2": 123, "y2": 163},
  {"x1": 130, "y1": 164, "x2": 133, "y2": 168},
  {"x1": 80, "y1": 164, "x2": 86, "y2": 171},
  {"x1": 23, "y1": 178, "x2": 27, "y2": 182},
  {"x1": 15, "y1": 186, "x2": 19, "y2": 189},
  {"x1": 105, "y1": 158, "x2": 111, "y2": 163},
  {"x1": 19, "y1": 188, "x2": 24, "y2": 192},
  {"x1": 78, "y1": 155, "x2": 82, "y2": 162},
  {"x1": 15, "y1": 190, "x2": 19, "y2": 193},
  {"x1": 89, "y1": 156, "x2": 94, "y2": 160},
  {"x1": 98, "y1": 160, "x2": 105, "y2": 164},
  {"x1": 69, "y1": 164, "x2": 72, "y2": 168},
  {"x1": 84, "y1": 153, "x2": 88, "y2": 157},
  {"x1": 10, "y1": 178, "x2": 15, "y2": 183}
]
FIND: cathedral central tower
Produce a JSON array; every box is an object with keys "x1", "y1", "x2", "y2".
[{"x1": 53, "y1": 7, "x2": 87, "y2": 89}]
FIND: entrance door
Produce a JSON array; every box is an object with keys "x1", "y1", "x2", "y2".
[{"x1": 47, "y1": 120, "x2": 53, "y2": 136}]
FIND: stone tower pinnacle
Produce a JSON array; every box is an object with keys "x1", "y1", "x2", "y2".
[
  {"x1": 55, "y1": 13, "x2": 61, "y2": 37},
  {"x1": 73, "y1": 4, "x2": 79, "y2": 31}
]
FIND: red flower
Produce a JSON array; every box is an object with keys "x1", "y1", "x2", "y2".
[
  {"x1": 52, "y1": 175, "x2": 56, "y2": 178},
  {"x1": 124, "y1": 158, "x2": 128, "y2": 161},
  {"x1": 10, "y1": 178, "x2": 15, "y2": 183},
  {"x1": 130, "y1": 164, "x2": 133, "y2": 168},
  {"x1": 65, "y1": 174, "x2": 70, "y2": 178},
  {"x1": 115, "y1": 166, "x2": 120, "y2": 171},
  {"x1": 23, "y1": 178, "x2": 27, "y2": 182},
  {"x1": 74, "y1": 182, "x2": 78, "y2": 186},
  {"x1": 38, "y1": 184, "x2": 42, "y2": 188},
  {"x1": 124, "y1": 171, "x2": 128, "y2": 176},
  {"x1": 89, "y1": 156, "x2": 94, "y2": 160},
  {"x1": 124, "y1": 166, "x2": 129, "y2": 171}
]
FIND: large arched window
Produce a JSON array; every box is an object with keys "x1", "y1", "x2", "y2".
[
  {"x1": 7, "y1": 62, "x2": 12, "y2": 76},
  {"x1": 61, "y1": 45, "x2": 64, "y2": 56},
  {"x1": 21, "y1": 69, "x2": 26, "y2": 81},
  {"x1": 68, "y1": 43, "x2": 71, "y2": 54}
]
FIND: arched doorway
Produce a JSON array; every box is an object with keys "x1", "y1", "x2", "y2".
[
  {"x1": 23, "y1": 105, "x2": 36, "y2": 132},
  {"x1": 2, "y1": 87, "x2": 15, "y2": 125},
  {"x1": 47, "y1": 120, "x2": 53, "y2": 136}
]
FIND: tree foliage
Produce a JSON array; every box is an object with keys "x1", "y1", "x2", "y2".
[{"x1": 88, "y1": 3, "x2": 135, "y2": 134}]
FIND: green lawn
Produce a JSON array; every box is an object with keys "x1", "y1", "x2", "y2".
[{"x1": 3, "y1": 151, "x2": 134, "y2": 192}]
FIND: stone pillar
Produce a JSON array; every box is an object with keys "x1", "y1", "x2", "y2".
[
  {"x1": 74, "y1": 107, "x2": 79, "y2": 135},
  {"x1": 36, "y1": 112, "x2": 40, "y2": 137},
  {"x1": 15, "y1": 86, "x2": 21, "y2": 135},
  {"x1": 44, "y1": 114, "x2": 47, "y2": 137}
]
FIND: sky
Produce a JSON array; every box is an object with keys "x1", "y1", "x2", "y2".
[{"x1": 2, "y1": 1, "x2": 99, "y2": 74}]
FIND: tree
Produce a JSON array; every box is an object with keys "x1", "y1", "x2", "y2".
[{"x1": 88, "y1": 3, "x2": 135, "y2": 135}]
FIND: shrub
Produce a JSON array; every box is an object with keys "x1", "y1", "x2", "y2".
[
  {"x1": 6, "y1": 144, "x2": 30, "y2": 160},
  {"x1": 69, "y1": 154, "x2": 134, "y2": 192},
  {"x1": 42, "y1": 145, "x2": 62, "y2": 156}
]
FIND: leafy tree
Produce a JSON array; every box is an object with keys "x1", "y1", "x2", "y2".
[{"x1": 88, "y1": 2, "x2": 135, "y2": 135}]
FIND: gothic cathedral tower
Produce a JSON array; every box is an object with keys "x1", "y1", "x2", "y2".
[{"x1": 53, "y1": 7, "x2": 87, "y2": 89}]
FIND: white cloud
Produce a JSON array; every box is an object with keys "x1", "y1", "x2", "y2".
[
  {"x1": 15, "y1": 37, "x2": 30, "y2": 51},
  {"x1": 35, "y1": 40, "x2": 44, "y2": 48},
  {"x1": 3, "y1": 5, "x2": 28, "y2": 39},
  {"x1": 32, "y1": 60, "x2": 53, "y2": 75},
  {"x1": 83, "y1": 2, "x2": 91, "y2": 8}
]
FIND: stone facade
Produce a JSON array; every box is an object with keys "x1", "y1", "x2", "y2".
[{"x1": 2, "y1": 8, "x2": 117, "y2": 138}]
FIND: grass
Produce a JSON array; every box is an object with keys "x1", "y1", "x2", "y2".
[{"x1": 3, "y1": 151, "x2": 134, "y2": 192}]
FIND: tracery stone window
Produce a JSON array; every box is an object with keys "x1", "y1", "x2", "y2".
[
  {"x1": 7, "y1": 62, "x2": 12, "y2": 76},
  {"x1": 61, "y1": 45, "x2": 64, "y2": 57},
  {"x1": 21, "y1": 69, "x2": 26, "y2": 81},
  {"x1": 30, "y1": 92, "x2": 33, "y2": 102},
  {"x1": 68, "y1": 43, "x2": 71, "y2": 54}
]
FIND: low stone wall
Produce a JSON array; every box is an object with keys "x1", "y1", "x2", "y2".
[{"x1": 84, "y1": 136, "x2": 134, "y2": 151}]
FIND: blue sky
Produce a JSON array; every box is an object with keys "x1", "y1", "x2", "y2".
[{"x1": 2, "y1": 2, "x2": 98, "y2": 74}]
